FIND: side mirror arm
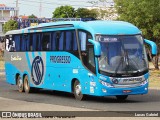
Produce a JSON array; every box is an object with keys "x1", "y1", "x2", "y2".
[
  {"x1": 88, "y1": 39, "x2": 101, "y2": 57},
  {"x1": 144, "y1": 39, "x2": 157, "y2": 55}
]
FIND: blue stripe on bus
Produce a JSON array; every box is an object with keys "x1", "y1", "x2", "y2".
[
  {"x1": 38, "y1": 52, "x2": 42, "y2": 56},
  {"x1": 32, "y1": 52, "x2": 35, "y2": 58},
  {"x1": 25, "y1": 52, "x2": 31, "y2": 70}
]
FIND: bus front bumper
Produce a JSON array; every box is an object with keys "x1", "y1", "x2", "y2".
[{"x1": 98, "y1": 83, "x2": 148, "y2": 96}]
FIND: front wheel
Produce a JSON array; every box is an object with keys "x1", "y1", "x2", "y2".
[
  {"x1": 116, "y1": 95, "x2": 128, "y2": 101},
  {"x1": 73, "y1": 80, "x2": 85, "y2": 100}
]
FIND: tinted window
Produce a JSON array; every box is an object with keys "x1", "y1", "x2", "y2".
[{"x1": 42, "y1": 33, "x2": 51, "y2": 51}]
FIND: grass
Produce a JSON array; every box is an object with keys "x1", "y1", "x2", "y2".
[
  {"x1": 149, "y1": 67, "x2": 160, "y2": 89},
  {"x1": 0, "y1": 60, "x2": 4, "y2": 70}
]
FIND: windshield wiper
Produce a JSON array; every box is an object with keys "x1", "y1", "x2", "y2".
[
  {"x1": 124, "y1": 50, "x2": 129, "y2": 66},
  {"x1": 113, "y1": 56, "x2": 126, "y2": 76}
]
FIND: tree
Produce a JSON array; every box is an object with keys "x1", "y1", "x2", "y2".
[
  {"x1": 52, "y1": 6, "x2": 98, "y2": 19},
  {"x1": 75, "y1": 8, "x2": 98, "y2": 19},
  {"x1": 3, "y1": 20, "x2": 18, "y2": 33},
  {"x1": 52, "y1": 5, "x2": 75, "y2": 18},
  {"x1": 28, "y1": 14, "x2": 37, "y2": 18},
  {"x1": 114, "y1": 0, "x2": 160, "y2": 70}
]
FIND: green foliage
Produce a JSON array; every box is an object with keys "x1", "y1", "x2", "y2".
[
  {"x1": 114, "y1": 0, "x2": 160, "y2": 69},
  {"x1": 52, "y1": 5, "x2": 98, "y2": 19},
  {"x1": 75, "y1": 8, "x2": 98, "y2": 18},
  {"x1": 28, "y1": 14, "x2": 37, "y2": 18},
  {"x1": 3, "y1": 20, "x2": 18, "y2": 33},
  {"x1": 114, "y1": 0, "x2": 160, "y2": 41},
  {"x1": 52, "y1": 6, "x2": 75, "y2": 18}
]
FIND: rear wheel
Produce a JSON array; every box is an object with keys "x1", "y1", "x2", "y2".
[
  {"x1": 73, "y1": 80, "x2": 85, "y2": 100},
  {"x1": 17, "y1": 75, "x2": 24, "y2": 92},
  {"x1": 116, "y1": 95, "x2": 128, "y2": 101},
  {"x1": 24, "y1": 75, "x2": 33, "y2": 93}
]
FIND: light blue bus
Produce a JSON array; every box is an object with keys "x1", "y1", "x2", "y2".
[{"x1": 4, "y1": 20, "x2": 157, "y2": 101}]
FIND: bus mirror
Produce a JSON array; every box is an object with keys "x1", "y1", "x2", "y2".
[
  {"x1": 144, "y1": 39, "x2": 157, "y2": 55},
  {"x1": 88, "y1": 39, "x2": 101, "y2": 56}
]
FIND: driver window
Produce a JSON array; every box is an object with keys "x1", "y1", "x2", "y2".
[{"x1": 79, "y1": 31, "x2": 87, "y2": 51}]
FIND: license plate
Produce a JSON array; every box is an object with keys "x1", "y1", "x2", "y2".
[{"x1": 123, "y1": 90, "x2": 132, "y2": 93}]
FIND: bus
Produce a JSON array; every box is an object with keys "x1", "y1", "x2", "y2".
[{"x1": 4, "y1": 20, "x2": 157, "y2": 101}]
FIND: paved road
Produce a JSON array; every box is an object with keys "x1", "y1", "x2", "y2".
[{"x1": 0, "y1": 75, "x2": 160, "y2": 112}]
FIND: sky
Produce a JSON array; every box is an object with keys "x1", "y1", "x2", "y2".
[{"x1": 0, "y1": 0, "x2": 102, "y2": 18}]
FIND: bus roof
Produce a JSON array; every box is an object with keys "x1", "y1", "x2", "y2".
[{"x1": 5, "y1": 20, "x2": 141, "y2": 36}]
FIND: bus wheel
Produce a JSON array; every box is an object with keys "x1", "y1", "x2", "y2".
[
  {"x1": 17, "y1": 75, "x2": 24, "y2": 92},
  {"x1": 73, "y1": 80, "x2": 84, "y2": 100},
  {"x1": 24, "y1": 75, "x2": 32, "y2": 93},
  {"x1": 116, "y1": 95, "x2": 128, "y2": 101}
]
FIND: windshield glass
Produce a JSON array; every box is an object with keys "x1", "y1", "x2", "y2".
[{"x1": 96, "y1": 35, "x2": 148, "y2": 74}]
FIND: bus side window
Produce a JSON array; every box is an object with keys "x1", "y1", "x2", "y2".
[
  {"x1": 79, "y1": 31, "x2": 87, "y2": 51},
  {"x1": 42, "y1": 33, "x2": 50, "y2": 51},
  {"x1": 5, "y1": 36, "x2": 10, "y2": 51},
  {"x1": 29, "y1": 34, "x2": 33, "y2": 51},
  {"x1": 26, "y1": 34, "x2": 30, "y2": 51},
  {"x1": 51, "y1": 32, "x2": 56, "y2": 51},
  {"x1": 11, "y1": 40, "x2": 15, "y2": 52},
  {"x1": 33, "y1": 33, "x2": 41, "y2": 51},
  {"x1": 55, "y1": 32, "x2": 60, "y2": 50},
  {"x1": 37, "y1": 34, "x2": 41, "y2": 51},
  {"x1": 66, "y1": 31, "x2": 72, "y2": 51},
  {"x1": 14, "y1": 35, "x2": 21, "y2": 51},
  {"x1": 73, "y1": 31, "x2": 77, "y2": 51},
  {"x1": 88, "y1": 45, "x2": 96, "y2": 74},
  {"x1": 33, "y1": 34, "x2": 37, "y2": 51},
  {"x1": 21, "y1": 35, "x2": 27, "y2": 51},
  {"x1": 6, "y1": 36, "x2": 15, "y2": 52},
  {"x1": 88, "y1": 46, "x2": 95, "y2": 67},
  {"x1": 59, "y1": 32, "x2": 64, "y2": 51}
]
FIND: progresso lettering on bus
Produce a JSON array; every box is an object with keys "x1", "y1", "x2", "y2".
[{"x1": 50, "y1": 56, "x2": 71, "y2": 64}]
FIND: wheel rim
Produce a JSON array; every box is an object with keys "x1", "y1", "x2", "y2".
[
  {"x1": 18, "y1": 78, "x2": 23, "y2": 90},
  {"x1": 75, "y1": 84, "x2": 81, "y2": 96},
  {"x1": 24, "y1": 77, "x2": 29, "y2": 91}
]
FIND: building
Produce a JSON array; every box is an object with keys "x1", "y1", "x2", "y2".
[
  {"x1": 87, "y1": 1, "x2": 118, "y2": 20},
  {"x1": 0, "y1": 4, "x2": 18, "y2": 37}
]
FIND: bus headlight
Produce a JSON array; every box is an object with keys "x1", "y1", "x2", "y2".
[
  {"x1": 99, "y1": 80, "x2": 113, "y2": 88},
  {"x1": 141, "y1": 79, "x2": 148, "y2": 86}
]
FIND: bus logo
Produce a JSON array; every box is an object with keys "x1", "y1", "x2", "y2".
[
  {"x1": 31, "y1": 56, "x2": 44, "y2": 85},
  {"x1": 112, "y1": 78, "x2": 119, "y2": 84}
]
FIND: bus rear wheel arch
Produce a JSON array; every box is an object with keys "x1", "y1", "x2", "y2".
[
  {"x1": 73, "y1": 80, "x2": 85, "y2": 100},
  {"x1": 16, "y1": 74, "x2": 24, "y2": 93}
]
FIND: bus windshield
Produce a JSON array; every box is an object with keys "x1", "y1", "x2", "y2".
[{"x1": 96, "y1": 35, "x2": 148, "y2": 74}]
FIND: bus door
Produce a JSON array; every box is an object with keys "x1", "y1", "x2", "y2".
[{"x1": 79, "y1": 31, "x2": 97, "y2": 94}]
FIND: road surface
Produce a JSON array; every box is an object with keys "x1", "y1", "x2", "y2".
[{"x1": 0, "y1": 74, "x2": 160, "y2": 119}]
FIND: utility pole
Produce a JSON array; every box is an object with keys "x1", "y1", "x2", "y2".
[
  {"x1": 16, "y1": 0, "x2": 19, "y2": 17},
  {"x1": 39, "y1": 0, "x2": 42, "y2": 18}
]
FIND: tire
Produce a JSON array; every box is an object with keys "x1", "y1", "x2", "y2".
[
  {"x1": 24, "y1": 75, "x2": 32, "y2": 93},
  {"x1": 73, "y1": 80, "x2": 85, "y2": 100},
  {"x1": 116, "y1": 95, "x2": 128, "y2": 101},
  {"x1": 17, "y1": 75, "x2": 24, "y2": 92}
]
